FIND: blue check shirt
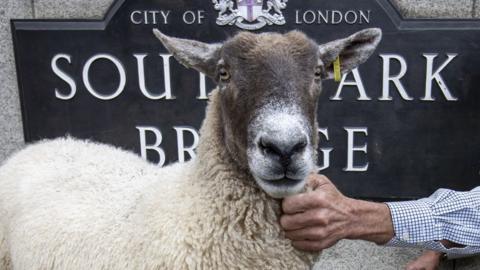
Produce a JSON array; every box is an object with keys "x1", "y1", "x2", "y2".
[{"x1": 385, "y1": 187, "x2": 480, "y2": 258}]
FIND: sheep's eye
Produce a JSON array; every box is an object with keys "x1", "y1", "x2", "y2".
[
  {"x1": 314, "y1": 66, "x2": 323, "y2": 79},
  {"x1": 219, "y1": 68, "x2": 230, "y2": 82}
]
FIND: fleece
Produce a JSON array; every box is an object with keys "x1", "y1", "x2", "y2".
[{"x1": 0, "y1": 89, "x2": 317, "y2": 270}]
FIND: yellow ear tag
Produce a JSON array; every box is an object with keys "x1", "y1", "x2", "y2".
[{"x1": 333, "y1": 56, "x2": 341, "y2": 82}]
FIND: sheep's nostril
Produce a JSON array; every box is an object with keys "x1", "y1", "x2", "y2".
[
  {"x1": 291, "y1": 138, "x2": 307, "y2": 154},
  {"x1": 258, "y1": 136, "x2": 307, "y2": 163},
  {"x1": 259, "y1": 138, "x2": 282, "y2": 157},
  {"x1": 259, "y1": 137, "x2": 291, "y2": 168}
]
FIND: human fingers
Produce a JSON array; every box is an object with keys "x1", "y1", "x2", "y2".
[
  {"x1": 280, "y1": 209, "x2": 327, "y2": 231},
  {"x1": 306, "y1": 174, "x2": 332, "y2": 191},
  {"x1": 284, "y1": 226, "x2": 328, "y2": 241},
  {"x1": 282, "y1": 192, "x2": 324, "y2": 215}
]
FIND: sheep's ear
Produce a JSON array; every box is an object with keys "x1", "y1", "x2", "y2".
[
  {"x1": 318, "y1": 28, "x2": 382, "y2": 80},
  {"x1": 153, "y1": 29, "x2": 222, "y2": 78}
]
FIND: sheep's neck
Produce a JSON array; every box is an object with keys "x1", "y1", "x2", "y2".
[
  {"x1": 194, "y1": 88, "x2": 254, "y2": 188},
  {"x1": 193, "y1": 88, "x2": 282, "y2": 223},
  {"x1": 182, "y1": 89, "x2": 318, "y2": 268}
]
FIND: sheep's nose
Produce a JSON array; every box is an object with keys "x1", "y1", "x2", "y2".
[{"x1": 258, "y1": 135, "x2": 308, "y2": 168}]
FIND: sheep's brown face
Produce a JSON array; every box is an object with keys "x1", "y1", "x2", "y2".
[
  {"x1": 218, "y1": 32, "x2": 321, "y2": 198},
  {"x1": 154, "y1": 29, "x2": 382, "y2": 198}
]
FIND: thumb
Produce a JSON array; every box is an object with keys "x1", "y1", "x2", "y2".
[{"x1": 306, "y1": 174, "x2": 332, "y2": 191}]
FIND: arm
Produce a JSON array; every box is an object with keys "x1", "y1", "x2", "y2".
[
  {"x1": 280, "y1": 175, "x2": 480, "y2": 257},
  {"x1": 385, "y1": 187, "x2": 480, "y2": 257}
]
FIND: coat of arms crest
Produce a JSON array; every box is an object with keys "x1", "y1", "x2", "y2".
[{"x1": 213, "y1": 0, "x2": 288, "y2": 30}]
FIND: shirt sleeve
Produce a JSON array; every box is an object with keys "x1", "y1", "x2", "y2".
[{"x1": 384, "y1": 187, "x2": 480, "y2": 257}]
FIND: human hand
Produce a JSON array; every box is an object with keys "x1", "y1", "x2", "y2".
[{"x1": 280, "y1": 174, "x2": 394, "y2": 252}]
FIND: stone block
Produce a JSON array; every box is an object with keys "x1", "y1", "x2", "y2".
[
  {"x1": 474, "y1": 0, "x2": 480, "y2": 17},
  {"x1": 0, "y1": 0, "x2": 32, "y2": 161},
  {"x1": 33, "y1": 0, "x2": 113, "y2": 19},
  {"x1": 392, "y1": 0, "x2": 473, "y2": 18},
  {"x1": 313, "y1": 240, "x2": 454, "y2": 270},
  {"x1": 456, "y1": 256, "x2": 480, "y2": 270}
]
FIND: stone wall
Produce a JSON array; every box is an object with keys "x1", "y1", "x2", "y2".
[{"x1": 1, "y1": 0, "x2": 479, "y2": 269}]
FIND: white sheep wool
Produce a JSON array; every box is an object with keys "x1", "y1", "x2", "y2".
[{"x1": 0, "y1": 89, "x2": 317, "y2": 270}]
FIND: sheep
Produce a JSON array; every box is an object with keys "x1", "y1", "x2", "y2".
[{"x1": 0, "y1": 28, "x2": 382, "y2": 270}]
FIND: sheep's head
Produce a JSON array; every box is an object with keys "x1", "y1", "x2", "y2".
[{"x1": 154, "y1": 29, "x2": 382, "y2": 198}]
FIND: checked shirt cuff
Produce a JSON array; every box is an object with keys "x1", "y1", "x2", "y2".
[
  {"x1": 382, "y1": 188, "x2": 480, "y2": 257},
  {"x1": 385, "y1": 199, "x2": 442, "y2": 244}
]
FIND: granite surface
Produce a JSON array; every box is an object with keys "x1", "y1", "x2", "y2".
[
  {"x1": 0, "y1": 0, "x2": 32, "y2": 162},
  {"x1": 33, "y1": 0, "x2": 112, "y2": 19},
  {"x1": 456, "y1": 256, "x2": 480, "y2": 270},
  {"x1": 476, "y1": 0, "x2": 480, "y2": 18},
  {"x1": 313, "y1": 240, "x2": 454, "y2": 270},
  {"x1": 394, "y1": 0, "x2": 474, "y2": 18},
  {"x1": 30, "y1": 0, "x2": 477, "y2": 19}
]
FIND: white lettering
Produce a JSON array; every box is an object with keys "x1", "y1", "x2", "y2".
[
  {"x1": 150, "y1": 11, "x2": 159, "y2": 24},
  {"x1": 197, "y1": 10, "x2": 205, "y2": 24},
  {"x1": 183, "y1": 11, "x2": 198, "y2": 24},
  {"x1": 331, "y1": 10, "x2": 343, "y2": 24},
  {"x1": 331, "y1": 68, "x2": 371, "y2": 101},
  {"x1": 303, "y1": 10, "x2": 316, "y2": 24},
  {"x1": 295, "y1": 10, "x2": 301, "y2": 24},
  {"x1": 83, "y1": 54, "x2": 126, "y2": 100},
  {"x1": 130, "y1": 10, "x2": 170, "y2": 25},
  {"x1": 344, "y1": 10, "x2": 358, "y2": 24},
  {"x1": 197, "y1": 72, "x2": 208, "y2": 100},
  {"x1": 174, "y1": 126, "x2": 200, "y2": 163},
  {"x1": 294, "y1": 10, "x2": 371, "y2": 25},
  {"x1": 318, "y1": 10, "x2": 329, "y2": 23},
  {"x1": 130, "y1": 11, "x2": 142, "y2": 24},
  {"x1": 134, "y1": 53, "x2": 175, "y2": 100},
  {"x1": 359, "y1": 10, "x2": 371, "y2": 24},
  {"x1": 136, "y1": 126, "x2": 166, "y2": 166},
  {"x1": 160, "y1": 10, "x2": 171, "y2": 24},
  {"x1": 52, "y1": 54, "x2": 76, "y2": 100},
  {"x1": 345, "y1": 127, "x2": 369, "y2": 172},
  {"x1": 421, "y1": 53, "x2": 458, "y2": 101},
  {"x1": 379, "y1": 54, "x2": 413, "y2": 101},
  {"x1": 317, "y1": 128, "x2": 333, "y2": 171}
]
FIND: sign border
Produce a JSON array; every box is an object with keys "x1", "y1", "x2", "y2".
[{"x1": 10, "y1": 0, "x2": 480, "y2": 201}]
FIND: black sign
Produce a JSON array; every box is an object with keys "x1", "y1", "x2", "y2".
[{"x1": 11, "y1": 0, "x2": 480, "y2": 200}]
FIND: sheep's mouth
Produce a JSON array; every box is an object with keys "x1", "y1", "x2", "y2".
[
  {"x1": 261, "y1": 177, "x2": 303, "y2": 187},
  {"x1": 254, "y1": 175, "x2": 306, "y2": 198}
]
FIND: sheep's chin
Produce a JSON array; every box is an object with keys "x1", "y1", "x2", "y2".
[{"x1": 252, "y1": 175, "x2": 306, "y2": 199}]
